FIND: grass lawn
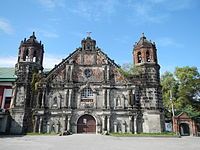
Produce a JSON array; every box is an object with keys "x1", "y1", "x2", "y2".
[
  {"x1": 109, "y1": 132, "x2": 179, "y2": 137},
  {"x1": 26, "y1": 132, "x2": 58, "y2": 136}
]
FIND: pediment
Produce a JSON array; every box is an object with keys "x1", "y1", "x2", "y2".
[{"x1": 46, "y1": 47, "x2": 129, "y2": 84}]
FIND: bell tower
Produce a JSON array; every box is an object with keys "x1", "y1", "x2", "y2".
[
  {"x1": 10, "y1": 32, "x2": 44, "y2": 134},
  {"x1": 133, "y1": 33, "x2": 165, "y2": 133},
  {"x1": 133, "y1": 33, "x2": 157, "y2": 65}
]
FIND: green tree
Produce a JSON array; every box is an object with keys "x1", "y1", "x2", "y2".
[
  {"x1": 161, "y1": 66, "x2": 200, "y2": 118},
  {"x1": 119, "y1": 63, "x2": 141, "y2": 77},
  {"x1": 161, "y1": 72, "x2": 179, "y2": 118},
  {"x1": 175, "y1": 66, "x2": 200, "y2": 117}
]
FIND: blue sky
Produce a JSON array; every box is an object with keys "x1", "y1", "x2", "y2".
[{"x1": 0, "y1": 0, "x2": 200, "y2": 74}]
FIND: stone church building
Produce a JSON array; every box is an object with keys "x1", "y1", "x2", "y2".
[{"x1": 9, "y1": 32, "x2": 165, "y2": 134}]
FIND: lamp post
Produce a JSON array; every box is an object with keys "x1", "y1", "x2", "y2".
[{"x1": 170, "y1": 89, "x2": 176, "y2": 133}]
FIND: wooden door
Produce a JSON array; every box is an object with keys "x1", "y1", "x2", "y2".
[{"x1": 77, "y1": 114, "x2": 96, "y2": 133}]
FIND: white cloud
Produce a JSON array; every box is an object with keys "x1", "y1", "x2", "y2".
[
  {"x1": 127, "y1": 0, "x2": 196, "y2": 23},
  {"x1": 0, "y1": 54, "x2": 62, "y2": 69},
  {"x1": 0, "y1": 18, "x2": 14, "y2": 34},
  {"x1": 0, "y1": 56, "x2": 17, "y2": 67},
  {"x1": 37, "y1": 0, "x2": 65, "y2": 9},
  {"x1": 40, "y1": 30, "x2": 59, "y2": 38},
  {"x1": 43, "y1": 54, "x2": 63, "y2": 69},
  {"x1": 29, "y1": 28, "x2": 59, "y2": 38},
  {"x1": 156, "y1": 37, "x2": 183, "y2": 48},
  {"x1": 70, "y1": 0, "x2": 118, "y2": 21}
]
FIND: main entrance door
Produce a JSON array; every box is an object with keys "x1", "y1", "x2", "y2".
[
  {"x1": 179, "y1": 123, "x2": 190, "y2": 136},
  {"x1": 77, "y1": 114, "x2": 96, "y2": 133}
]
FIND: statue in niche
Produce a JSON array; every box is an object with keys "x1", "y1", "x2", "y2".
[
  {"x1": 116, "y1": 96, "x2": 121, "y2": 107},
  {"x1": 117, "y1": 122, "x2": 122, "y2": 132},
  {"x1": 58, "y1": 93, "x2": 63, "y2": 108},
  {"x1": 52, "y1": 96, "x2": 58, "y2": 108},
  {"x1": 51, "y1": 122, "x2": 55, "y2": 133},
  {"x1": 57, "y1": 121, "x2": 61, "y2": 133},
  {"x1": 123, "y1": 95, "x2": 129, "y2": 108},
  {"x1": 123, "y1": 121, "x2": 128, "y2": 132}
]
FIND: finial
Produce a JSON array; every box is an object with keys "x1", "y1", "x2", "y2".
[
  {"x1": 142, "y1": 32, "x2": 145, "y2": 37},
  {"x1": 33, "y1": 32, "x2": 35, "y2": 36},
  {"x1": 86, "y1": 31, "x2": 92, "y2": 37}
]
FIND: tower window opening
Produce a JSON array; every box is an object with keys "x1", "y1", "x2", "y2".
[
  {"x1": 25, "y1": 48, "x2": 30, "y2": 61},
  {"x1": 86, "y1": 43, "x2": 90, "y2": 50},
  {"x1": 137, "y1": 52, "x2": 142, "y2": 63},
  {"x1": 81, "y1": 87, "x2": 93, "y2": 98},
  {"x1": 33, "y1": 51, "x2": 37, "y2": 62},
  {"x1": 146, "y1": 51, "x2": 150, "y2": 62}
]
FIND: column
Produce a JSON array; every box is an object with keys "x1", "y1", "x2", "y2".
[
  {"x1": 41, "y1": 90, "x2": 45, "y2": 108},
  {"x1": 63, "y1": 89, "x2": 68, "y2": 107},
  {"x1": 102, "y1": 116, "x2": 105, "y2": 131},
  {"x1": 129, "y1": 116, "x2": 132, "y2": 133},
  {"x1": 107, "y1": 116, "x2": 110, "y2": 132},
  {"x1": 114, "y1": 123, "x2": 117, "y2": 132},
  {"x1": 36, "y1": 91, "x2": 41, "y2": 108},
  {"x1": 67, "y1": 116, "x2": 71, "y2": 131},
  {"x1": 68, "y1": 89, "x2": 72, "y2": 108},
  {"x1": 102, "y1": 89, "x2": 106, "y2": 108},
  {"x1": 134, "y1": 115, "x2": 137, "y2": 134},
  {"x1": 107, "y1": 65, "x2": 110, "y2": 81},
  {"x1": 95, "y1": 93, "x2": 97, "y2": 108},
  {"x1": 70, "y1": 65, "x2": 74, "y2": 82},
  {"x1": 33, "y1": 116, "x2": 37, "y2": 133},
  {"x1": 47, "y1": 121, "x2": 50, "y2": 133},
  {"x1": 65, "y1": 65, "x2": 69, "y2": 81},
  {"x1": 107, "y1": 89, "x2": 110, "y2": 108},
  {"x1": 39, "y1": 117, "x2": 42, "y2": 134}
]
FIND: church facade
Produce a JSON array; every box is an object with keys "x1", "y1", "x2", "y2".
[{"x1": 9, "y1": 33, "x2": 165, "y2": 134}]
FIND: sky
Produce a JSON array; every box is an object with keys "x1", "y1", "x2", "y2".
[{"x1": 0, "y1": 0, "x2": 200, "y2": 74}]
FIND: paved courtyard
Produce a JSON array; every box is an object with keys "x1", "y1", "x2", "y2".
[{"x1": 0, "y1": 134, "x2": 199, "y2": 150}]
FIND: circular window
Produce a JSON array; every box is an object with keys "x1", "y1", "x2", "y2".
[{"x1": 84, "y1": 69, "x2": 92, "y2": 78}]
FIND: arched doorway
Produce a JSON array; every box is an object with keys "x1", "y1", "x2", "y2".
[
  {"x1": 77, "y1": 114, "x2": 96, "y2": 133},
  {"x1": 179, "y1": 123, "x2": 190, "y2": 136}
]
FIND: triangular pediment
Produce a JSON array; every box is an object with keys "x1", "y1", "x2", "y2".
[{"x1": 46, "y1": 44, "x2": 129, "y2": 84}]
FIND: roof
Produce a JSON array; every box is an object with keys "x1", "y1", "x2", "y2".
[
  {"x1": 134, "y1": 33, "x2": 155, "y2": 48},
  {"x1": 0, "y1": 68, "x2": 16, "y2": 82}
]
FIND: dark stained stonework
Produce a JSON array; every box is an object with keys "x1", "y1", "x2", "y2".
[{"x1": 9, "y1": 33, "x2": 165, "y2": 134}]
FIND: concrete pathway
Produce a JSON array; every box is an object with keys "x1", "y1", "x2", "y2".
[{"x1": 0, "y1": 134, "x2": 199, "y2": 150}]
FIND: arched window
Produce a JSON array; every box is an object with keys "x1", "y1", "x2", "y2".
[
  {"x1": 25, "y1": 48, "x2": 30, "y2": 61},
  {"x1": 86, "y1": 43, "x2": 90, "y2": 50},
  {"x1": 146, "y1": 50, "x2": 150, "y2": 62},
  {"x1": 81, "y1": 87, "x2": 93, "y2": 98},
  {"x1": 23, "y1": 48, "x2": 29, "y2": 61},
  {"x1": 33, "y1": 50, "x2": 37, "y2": 62},
  {"x1": 137, "y1": 52, "x2": 142, "y2": 63}
]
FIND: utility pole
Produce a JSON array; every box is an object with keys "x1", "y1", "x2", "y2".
[
  {"x1": 170, "y1": 89, "x2": 176, "y2": 134},
  {"x1": 170, "y1": 90, "x2": 175, "y2": 117}
]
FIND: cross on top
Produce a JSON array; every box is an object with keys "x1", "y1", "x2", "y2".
[{"x1": 86, "y1": 32, "x2": 92, "y2": 37}]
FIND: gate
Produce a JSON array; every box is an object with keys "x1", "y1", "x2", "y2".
[
  {"x1": 179, "y1": 123, "x2": 190, "y2": 136},
  {"x1": 77, "y1": 114, "x2": 96, "y2": 133}
]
